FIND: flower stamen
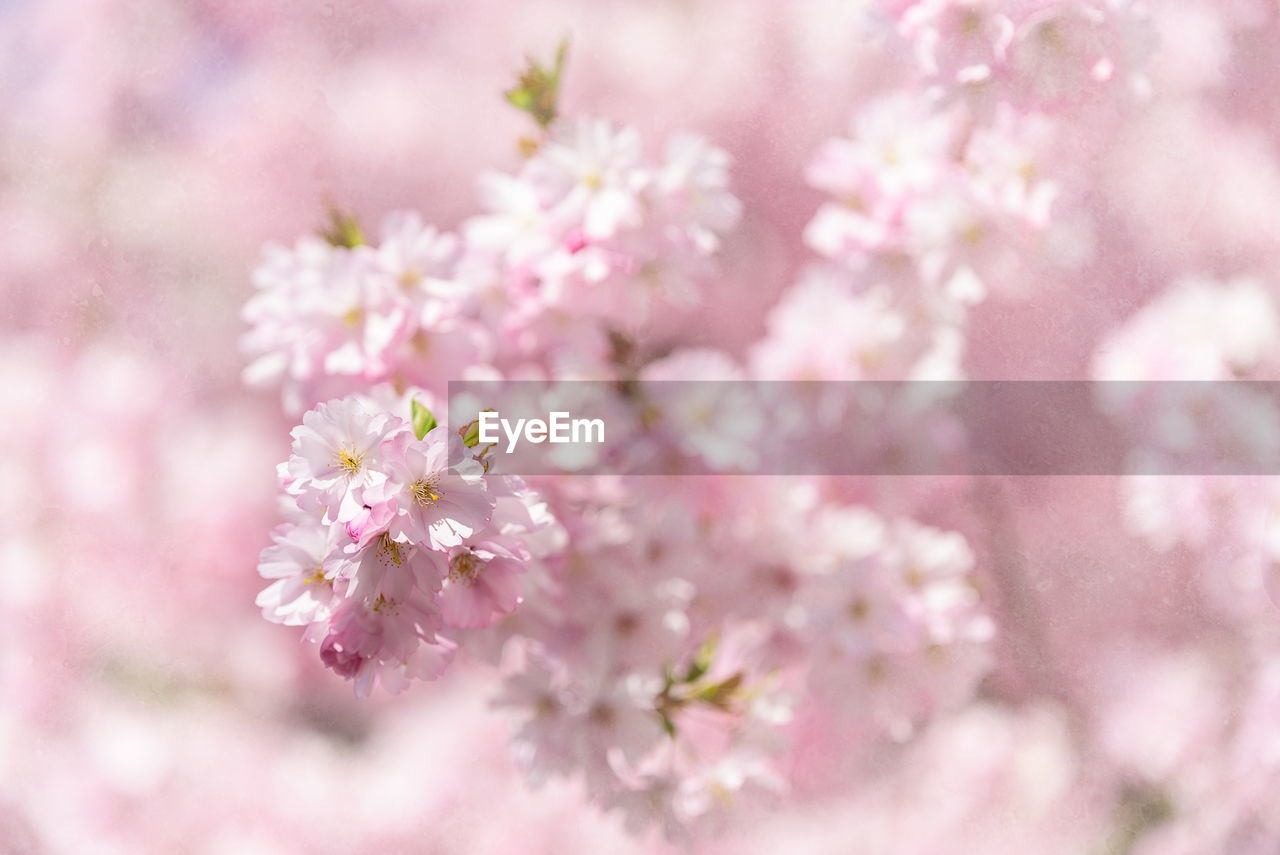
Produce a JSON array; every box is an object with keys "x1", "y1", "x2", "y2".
[
  {"x1": 376, "y1": 533, "x2": 405, "y2": 567},
  {"x1": 448, "y1": 552, "x2": 483, "y2": 587},
  {"x1": 412, "y1": 475, "x2": 442, "y2": 507},
  {"x1": 330, "y1": 441, "x2": 365, "y2": 475}
]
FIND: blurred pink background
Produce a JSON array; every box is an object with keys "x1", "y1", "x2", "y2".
[{"x1": 7, "y1": 0, "x2": 1280, "y2": 852}]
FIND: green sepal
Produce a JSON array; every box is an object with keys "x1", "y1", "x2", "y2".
[
  {"x1": 462, "y1": 419, "x2": 482, "y2": 448},
  {"x1": 411, "y1": 399, "x2": 438, "y2": 440},
  {"x1": 684, "y1": 634, "x2": 718, "y2": 683},
  {"x1": 693, "y1": 672, "x2": 744, "y2": 708}
]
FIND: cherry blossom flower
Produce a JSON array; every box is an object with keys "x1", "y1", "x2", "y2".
[
  {"x1": 374, "y1": 427, "x2": 494, "y2": 550},
  {"x1": 254, "y1": 517, "x2": 345, "y2": 627},
  {"x1": 434, "y1": 536, "x2": 531, "y2": 629},
  {"x1": 283, "y1": 396, "x2": 404, "y2": 523}
]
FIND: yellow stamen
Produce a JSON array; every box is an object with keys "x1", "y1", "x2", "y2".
[
  {"x1": 376, "y1": 533, "x2": 404, "y2": 567},
  {"x1": 412, "y1": 475, "x2": 442, "y2": 507},
  {"x1": 330, "y1": 442, "x2": 364, "y2": 475}
]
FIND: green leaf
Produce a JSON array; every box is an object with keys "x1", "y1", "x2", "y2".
[
  {"x1": 411, "y1": 399, "x2": 437, "y2": 440},
  {"x1": 320, "y1": 208, "x2": 365, "y2": 248},
  {"x1": 504, "y1": 38, "x2": 570, "y2": 129}
]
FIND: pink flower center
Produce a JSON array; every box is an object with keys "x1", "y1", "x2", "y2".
[{"x1": 448, "y1": 552, "x2": 483, "y2": 587}]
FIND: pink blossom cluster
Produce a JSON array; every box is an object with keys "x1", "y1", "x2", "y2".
[
  {"x1": 246, "y1": 96, "x2": 999, "y2": 833},
  {"x1": 782, "y1": 84, "x2": 1084, "y2": 386},
  {"x1": 242, "y1": 215, "x2": 484, "y2": 414},
  {"x1": 1092, "y1": 276, "x2": 1280, "y2": 627},
  {"x1": 484, "y1": 476, "x2": 991, "y2": 839},
  {"x1": 883, "y1": 0, "x2": 1155, "y2": 109},
  {"x1": 258, "y1": 390, "x2": 557, "y2": 697},
  {"x1": 464, "y1": 118, "x2": 742, "y2": 332},
  {"x1": 759, "y1": 1, "x2": 1154, "y2": 392},
  {"x1": 242, "y1": 117, "x2": 742, "y2": 414}
]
